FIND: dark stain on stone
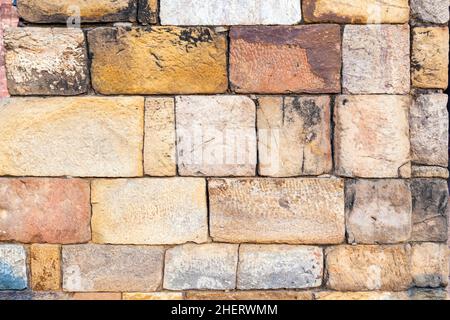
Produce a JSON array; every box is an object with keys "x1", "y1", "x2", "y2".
[
  {"x1": 178, "y1": 28, "x2": 214, "y2": 45},
  {"x1": 344, "y1": 180, "x2": 356, "y2": 212},
  {"x1": 278, "y1": 198, "x2": 290, "y2": 209},
  {"x1": 291, "y1": 97, "x2": 321, "y2": 127},
  {"x1": 138, "y1": 0, "x2": 158, "y2": 24}
]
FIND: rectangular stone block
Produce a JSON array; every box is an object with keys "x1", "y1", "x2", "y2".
[
  {"x1": 315, "y1": 291, "x2": 408, "y2": 300},
  {"x1": 186, "y1": 291, "x2": 312, "y2": 300},
  {"x1": 412, "y1": 166, "x2": 449, "y2": 179},
  {"x1": 4, "y1": 27, "x2": 88, "y2": 95},
  {"x1": 144, "y1": 98, "x2": 176, "y2": 176},
  {"x1": 0, "y1": 97, "x2": 143, "y2": 177},
  {"x1": 163, "y1": 243, "x2": 239, "y2": 290},
  {"x1": 411, "y1": 179, "x2": 448, "y2": 242},
  {"x1": 412, "y1": 27, "x2": 449, "y2": 89},
  {"x1": 343, "y1": 25, "x2": 410, "y2": 94},
  {"x1": 123, "y1": 292, "x2": 184, "y2": 300},
  {"x1": 88, "y1": 27, "x2": 227, "y2": 94},
  {"x1": 91, "y1": 178, "x2": 208, "y2": 245},
  {"x1": 176, "y1": 96, "x2": 257, "y2": 176},
  {"x1": 334, "y1": 95, "x2": 411, "y2": 178},
  {"x1": 257, "y1": 96, "x2": 332, "y2": 177},
  {"x1": 303, "y1": 0, "x2": 409, "y2": 23},
  {"x1": 138, "y1": 0, "x2": 158, "y2": 24},
  {"x1": 411, "y1": 0, "x2": 450, "y2": 24},
  {"x1": 160, "y1": 0, "x2": 301, "y2": 25},
  {"x1": 326, "y1": 245, "x2": 412, "y2": 291},
  {"x1": 62, "y1": 244, "x2": 164, "y2": 292},
  {"x1": 209, "y1": 178, "x2": 345, "y2": 244},
  {"x1": 410, "y1": 94, "x2": 448, "y2": 167},
  {"x1": 0, "y1": 244, "x2": 27, "y2": 290},
  {"x1": 0, "y1": 178, "x2": 91, "y2": 244},
  {"x1": 411, "y1": 243, "x2": 448, "y2": 288},
  {"x1": 237, "y1": 245, "x2": 323, "y2": 290},
  {"x1": 17, "y1": 0, "x2": 138, "y2": 23},
  {"x1": 230, "y1": 25, "x2": 341, "y2": 94},
  {"x1": 346, "y1": 179, "x2": 412, "y2": 244},
  {"x1": 30, "y1": 244, "x2": 61, "y2": 291}
]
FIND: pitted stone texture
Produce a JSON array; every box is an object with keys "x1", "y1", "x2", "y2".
[
  {"x1": 176, "y1": 96, "x2": 256, "y2": 177},
  {"x1": 303, "y1": 0, "x2": 409, "y2": 23},
  {"x1": 326, "y1": 245, "x2": 412, "y2": 291},
  {"x1": 0, "y1": 245, "x2": 27, "y2": 290},
  {"x1": 30, "y1": 244, "x2": 61, "y2": 291},
  {"x1": 91, "y1": 178, "x2": 208, "y2": 245},
  {"x1": 343, "y1": 25, "x2": 410, "y2": 94},
  {"x1": 138, "y1": 0, "x2": 158, "y2": 24},
  {"x1": 411, "y1": 243, "x2": 448, "y2": 288},
  {"x1": 346, "y1": 179, "x2": 412, "y2": 244},
  {"x1": 164, "y1": 243, "x2": 239, "y2": 290},
  {"x1": 230, "y1": 25, "x2": 341, "y2": 94},
  {"x1": 257, "y1": 96, "x2": 332, "y2": 177},
  {"x1": 0, "y1": 178, "x2": 91, "y2": 244},
  {"x1": 88, "y1": 27, "x2": 227, "y2": 94},
  {"x1": 17, "y1": 0, "x2": 137, "y2": 23},
  {"x1": 315, "y1": 291, "x2": 408, "y2": 300},
  {"x1": 63, "y1": 244, "x2": 164, "y2": 292},
  {"x1": 160, "y1": 0, "x2": 301, "y2": 25},
  {"x1": 186, "y1": 291, "x2": 312, "y2": 300},
  {"x1": 209, "y1": 178, "x2": 345, "y2": 244},
  {"x1": 0, "y1": 97, "x2": 143, "y2": 177},
  {"x1": 411, "y1": 179, "x2": 448, "y2": 242},
  {"x1": 412, "y1": 27, "x2": 449, "y2": 89},
  {"x1": 410, "y1": 95, "x2": 448, "y2": 167},
  {"x1": 237, "y1": 245, "x2": 323, "y2": 290},
  {"x1": 412, "y1": 166, "x2": 449, "y2": 179},
  {"x1": 4, "y1": 27, "x2": 88, "y2": 95},
  {"x1": 144, "y1": 98, "x2": 176, "y2": 176},
  {"x1": 123, "y1": 292, "x2": 184, "y2": 300},
  {"x1": 411, "y1": 0, "x2": 449, "y2": 24},
  {"x1": 334, "y1": 95, "x2": 411, "y2": 178}
]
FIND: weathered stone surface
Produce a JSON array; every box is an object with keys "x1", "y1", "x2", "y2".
[
  {"x1": 164, "y1": 243, "x2": 239, "y2": 290},
  {"x1": 91, "y1": 178, "x2": 208, "y2": 245},
  {"x1": 0, "y1": 178, "x2": 90, "y2": 243},
  {"x1": 17, "y1": 0, "x2": 137, "y2": 23},
  {"x1": 411, "y1": 179, "x2": 448, "y2": 242},
  {"x1": 412, "y1": 243, "x2": 448, "y2": 288},
  {"x1": 209, "y1": 178, "x2": 345, "y2": 244},
  {"x1": 314, "y1": 291, "x2": 408, "y2": 300},
  {"x1": 63, "y1": 244, "x2": 164, "y2": 292},
  {"x1": 0, "y1": 291, "x2": 72, "y2": 300},
  {"x1": 144, "y1": 98, "x2": 176, "y2": 176},
  {"x1": 334, "y1": 95, "x2": 411, "y2": 178},
  {"x1": 0, "y1": 245, "x2": 27, "y2": 290},
  {"x1": 30, "y1": 244, "x2": 61, "y2": 291},
  {"x1": 88, "y1": 27, "x2": 227, "y2": 94},
  {"x1": 123, "y1": 292, "x2": 184, "y2": 300},
  {"x1": 186, "y1": 291, "x2": 313, "y2": 300},
  {"x1": 346, "y1": 179, "x2": 412, "y2": 244},
  {"x1": 0, "y1": 2, "x2": 19, "y2": 97},
  {"x1": 176, "y1": 96, "x2": 256, "y2": 176},
  {"x1": 407, "y1": 288, "x2": 449, "y2": 300},
  {"x1": 230, "y1": 25, "x2": 341, "y2": 94},
  {"x1": 138, "y1": 0, "x2": 158, "y2": 24},
  {"x1": 238, "y1": 245, "x2": 323, "y2": 290},
  {"x1": 303, "y1": 0, "x2": 409, "y2": 23},
  {"x1": 0, "y1": 97, "x2": 143, "y2": 177},
  {"x1": 412, "y1": 27, "x2": 449, "y2": 89},
  {"x1": 4, "y1": 27, "x2": 88, "y2": 95},
  {"x1": 410, "y1": 95, "x2": 448, "y2": 167},
  {"x1": 257, "y1": 96, "x2": 332, "y2": 177},
  {"x1": 160, "y1": 0, "x2": 301, "y2": 25},
  {"x1": 412, "y1": 166, "x2": 449, "y2": 179},
  {"x1": 343, "y1": 25, "x2": 410, "y2": 94},
  {"x1": 70, "y1": 292, "x2": 122, "y2": 300},
  {"x1": 411, "y1": 0, "x2": 449, "y2": 24},
  {"x1": 326, "y1": 245, "x2": 412, "y2": 291}
]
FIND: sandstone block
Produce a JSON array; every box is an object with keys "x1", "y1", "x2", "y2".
[
  {"x1": 63, "y1": 244, "x2": 164, "y2": 292},
  {"x1": 176, "y1": 96, "x2": 256, "y2": 176},
  {"x1": 412, "y1": 166, "x2": 449, "y2": 179},
  {"x1": 0, "y1": 97, "x2": 143, "y2": 177},
  {"x1": 70, "y1": 293, "x2": 122, "y2": 300},
  {"x1": 164, "y1": 243, "x2": 239, "y2": 290},
  {"x1": 326, "y1": 245, "x2": 412, "y2": 291},
  {"x1": 230, "y1": 25, "x2": 341, "y2": 94},
  {"x1": 144, "y1": 98, "x2": 176, "y2": 176},
  {"x1": 30, "y1": 244, "x2": 61, "y2": 291},
  {"x1": 4, "y1": 27, "x2": 88, "y2": 95},
  {"x1": 411, "y1": 0, "x2": 449, "y2": 24},
  {"x1": 412, "y1": 27, "x2": 449, "y2": 89},
  {"x1": 91, "y1": 178, "x2": 208, "y2": 245},
  {"x1": 123, "y1": 292, "x2": 184, "y2": 300},
  {"x1": 88, "y1": 27, "x2": 227, "y2": 94},
  {"x1": 186, "y1": 291, "x2": 312, "y2": 300},
  {"x1": 407, "y1": 288, "x2": 448, "y2": 300},
  {"x1": 237, "y1": 245, "x2": 323, "y2": 289},
  {"x1": 257, "y1": 96, "x2": 332, "y2": 177},
  {"x1": 0, "y1": 244, "x2": 27, "y2": 290},
  {"x1": 343, "y1": 25, "x2": 410, "y2": 94},
  {"x1": 0, "y1": 178, "x2": 91, "y2": 244},
  {"x1": 411, "y1": 243, "x2": 449, "y2": 288},
  {"x1": 314, "y1": 291, "x2": 408, "y2": 300},
  {"x1": 410, "y1": 94, "x2": 448, "y2": 167},
  {"x1": 209, "y1": 178, "x2": 345, "y2": 244},
  {"x1": 334, "y1": 95, "x2": 411, "y2": 178}
]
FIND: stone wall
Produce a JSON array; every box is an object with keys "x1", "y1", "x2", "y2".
[{"x1": 0, "y1": 0, "x2": 449, "y2": 300}]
